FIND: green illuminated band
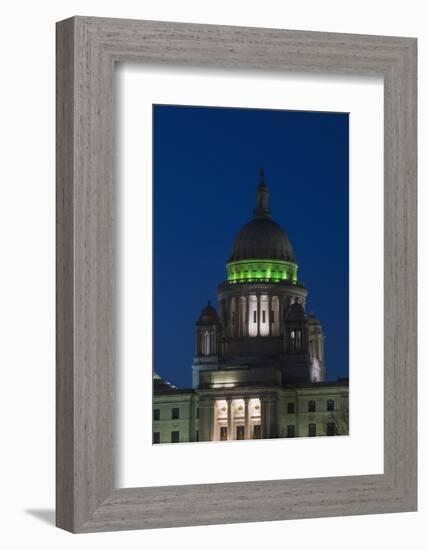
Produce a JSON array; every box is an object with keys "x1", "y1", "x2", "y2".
[{"x1": 226, "y1": 259, "x2": 298, "y2": 283}]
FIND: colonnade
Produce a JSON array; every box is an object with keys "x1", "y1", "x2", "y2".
[
  {"x1": 198, "y1": 396, "x2": 277, "y2": 441},
  {"x1": 220, "y1": 294, "x2": 301, "y2": 338}
]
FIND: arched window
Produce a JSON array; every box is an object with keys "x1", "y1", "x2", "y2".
[
  {"x1": 296, "y1": 330, "x2": 301, "y2": 351},
  {"x1": 290, "y1": 330, "x2": 295, "y2": 352},
  {"x1": 203, "y1": 331, "x2": 210, "y2": 356}
]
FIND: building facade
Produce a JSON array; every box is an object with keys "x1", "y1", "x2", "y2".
[{"x1": 154, "y1": 171, "x2": 349, "y2": 444}]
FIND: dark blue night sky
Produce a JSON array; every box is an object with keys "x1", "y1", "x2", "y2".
[{"x1": 153, "y1": 105, "x2": 349, "y2": 388}]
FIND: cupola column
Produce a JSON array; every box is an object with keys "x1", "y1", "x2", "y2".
[{"x1": 245, "y1": 294, "x2": 250, "y2": 336}]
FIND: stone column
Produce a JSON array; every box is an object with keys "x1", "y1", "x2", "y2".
[
  {"x1": 260, "y1": 395, "x2": 276, "y2": 439},
  {"x1": 270, "y1": 397, "x2": 277, "y2": 438},
  {"x1": 260, "y1": 396, "x2": 267, "y2": 438},
  {"x1": 199, "y1": 398, "x2": 216, "y2": 441},
  {"x1": 227, "y1": 398, "x2": 234, "y2": 441},
  {"x1": 280, "y1": 296, "x2": 285, "y2": 336},
  {"x1": 237, "y1": 296, "x2": 241, "y2": 337},
  {"x1": 244, "y1": 397, "x2": 251, "y2": 439}
]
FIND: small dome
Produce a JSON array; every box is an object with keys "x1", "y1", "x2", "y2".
[
  {"x1": 196, "y1": 301, "x2": 218, "y2": 325},
  {"x1": 286, "y1": 300, "x2": 305, "y2": 321},
  {"x1": 229, "y1": 217, "x2": 295, "y2": 262},
  {"x1": 307, "y1": 313, "x2": 321, "y2": 325}
]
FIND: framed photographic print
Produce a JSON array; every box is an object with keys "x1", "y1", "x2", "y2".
[{"x1": 56, "y1": 17, "x2": 417, "y2": 532}]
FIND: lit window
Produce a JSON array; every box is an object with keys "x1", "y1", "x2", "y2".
[
  {"x1": 308, "y1": 423, "x2": 316, "y2": 437},
  {"x1": 203, "y1": 331, "x2": 210, "y2": 356},
  {"x1": 171, "y1": 431, "x2": 180, "y2": 443},
  {"x1": 153, "y1": 432, "x2": 160, "y2": 444},
  {"x1": 308, "y1": 400, "x2": 316, "y2": 413},
  {"x1": 153, "y1": 408, "x2": 160, "y2": 421},
  {"x1": 172, "y1": 407, "x2": 180, "y2": 419},
  {"x1": 327, "y1": 399, "x2": 335, "y2": 412}
]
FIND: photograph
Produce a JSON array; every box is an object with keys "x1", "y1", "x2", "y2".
[{"x1": 152, "y1": 104, "x2": 349, "y2": 443}]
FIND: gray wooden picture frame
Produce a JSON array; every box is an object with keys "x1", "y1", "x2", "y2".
[{"x1": 56, "y1": 16, "x2": 417, "y2": 533}]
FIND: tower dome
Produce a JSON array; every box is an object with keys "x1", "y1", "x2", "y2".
[
  {"x1": 226, "y1": 170, "x2": 298, "y2": 283},
  {"x1": 196, "y1": 301, "x2": 218, "y2": 325}
]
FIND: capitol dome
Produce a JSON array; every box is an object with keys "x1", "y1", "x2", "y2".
[
  {"x1": 228, "y1": 170, "x2": 295, "y2": 263},
  {"x1": 229, "y1": 217, "x2": 295, "y2": 262}
]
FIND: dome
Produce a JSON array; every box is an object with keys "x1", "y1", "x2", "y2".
[
  {"x1": 196, "y1": 301, "x2": 218, "y2": 325},
  {"x1": 307, "y1": 313, "x2": 321, "y2": 325},
  {"x1": 229, "y1": 217, "x2": 295, "y2": 262}
]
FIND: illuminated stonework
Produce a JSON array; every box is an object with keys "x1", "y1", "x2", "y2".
[
  {"x1": 226, "y1": 259, "x2": 298, "y2": 283},
  {"x1": 154, "y1": 170, "x2": 348, "y2": 444}
]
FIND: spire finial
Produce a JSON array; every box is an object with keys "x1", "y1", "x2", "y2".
[
  {"x1": 259, "y1": 167, "x2": 265, "y2": 187},
  {"x1": 254, "y1": 168, "x2": 271, "y2": 218}
]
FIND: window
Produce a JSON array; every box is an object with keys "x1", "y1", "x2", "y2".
[
  {"x1": 203, "y1": 331, "x2": 210, "y2": 355},
  {"x1": 220, "y1": 426, "x2": 227, "y2": 441},
  {"x1": 253, "y1": 424, "x2": 261, "y2": 439},
  {"x1": 253, "y1": 310, "x2": 257, "y2": 323},
  {"x1": 171, "y1": 431, "x2": 180, "y2": 443},
  {"x1": 308, "y1": 400, "x2": 316, "y2": 413},
  {"x1": 232, "y1": 311, "x2": 235, "y2": 325},
  {"x1": 196, "y1": 430, "x2": 199, "y2": 442},
  {"x1": 153, "y1": 432, "x2": 160, "y2": 444},
  {"x1": 287, "y1": 425, "x2": 296, "y2": 438},
  {"x1": 196, "y1": 407, "x2": 199, "y2": 419},
  {"x1": 308, "y1": 423, "x2": 316, "y2": 437},
  {"x1": 236, "y1": 425, "x2": 245, "y2": 440},
  {"x1": 287, "y1": 402, "x2": 295, "y2": 414},
  {"x1": 327, "y1": 422, "x2": 336, "y2": 436},
  {"x1": 262, "y1": 310, "x2": 266, "y2": 323},
  {"x1": 327, "y1": 399, "x2": 335, "y2": 412},
  {"x1": 153, "y1": 408, "x2": 160, "y2": 421},
  {"x1": 172, "y1": 407, "x2": 180, "y2": 419},
  {"x1": 271, "y1": 310, "x2": 275, "y2": 323}
]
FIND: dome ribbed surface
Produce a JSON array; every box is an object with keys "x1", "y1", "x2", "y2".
[
  {"x1": 229, "y1": 218, "x2": 295, "y2": 262},
  {"x1": 196, "y1": 302, "x2": 218, "y2": 325}
]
